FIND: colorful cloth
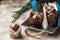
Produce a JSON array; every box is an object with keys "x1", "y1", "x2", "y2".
[
  {"x1": 31, "y1": 0, "x2": 42, "y2": 12},
  {"x1": 31, "y1": 0, "x2": 38, "y2": 10},
  {"x1": 56, "y1": 0, "x2": 60, "y2": 26}
]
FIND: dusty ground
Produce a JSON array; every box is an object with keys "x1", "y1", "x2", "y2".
[
  {"x1": 1, "y1": 0, "x2": 29, "y2": 7},
  {"x1": 0, "y1": 4, "x2": 21, "y2": 40}
]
